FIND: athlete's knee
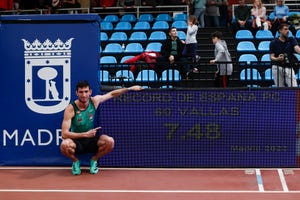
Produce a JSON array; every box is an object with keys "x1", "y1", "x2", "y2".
[
  {"x1": 99, "y1": 135, "x2": 115, "y2": 150},
  {"x1": 60, "y1": 139, "x2": 76, "y2": 153}
]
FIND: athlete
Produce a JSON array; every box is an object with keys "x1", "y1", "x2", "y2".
[{"x1": 60, "y1": 80, "x2": 143, "y2": 175}]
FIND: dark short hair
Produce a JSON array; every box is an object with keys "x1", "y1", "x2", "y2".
[
  {"x1": 76, "y1": 80, "x2": 90, "y2": 91},
  {"x1": 278, "y1": 23, "x2": 288, "y2": 31},
  {"x1": 211, "y1": 31, "x2": 223, "y2": 39},
  {"x1": 169, "y1": 26, "x2": 177, "y2": 33}
]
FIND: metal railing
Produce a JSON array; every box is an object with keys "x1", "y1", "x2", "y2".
[{"x1": 0, "y1": 5, "x2": 189, "y2": 17}]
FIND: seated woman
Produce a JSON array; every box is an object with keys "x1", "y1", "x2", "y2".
[{"x1": 251, "y1": 0, "x2": 270, "y2": 31}]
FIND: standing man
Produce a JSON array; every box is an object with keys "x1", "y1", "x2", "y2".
[
  {"x1": 270, "y1": 23, "x2": 300, "y2": 87},
  {"x1": 60, "y1": 80, "x2": 143, "y2": 175},
  {"x1": 194, "y1": 0, "x2": 207, "y2": 28}
]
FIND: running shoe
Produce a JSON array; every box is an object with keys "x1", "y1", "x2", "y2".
[
  {"x1": 72, "y1": 160, "x2": 81, "y2": 175},
  {"x1": 90, "y1": 159, "x2": 99, "y2": 174}
]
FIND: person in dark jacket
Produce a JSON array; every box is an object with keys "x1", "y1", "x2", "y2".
[{"x1": 156, "y1": 27, "x2": 190, "y2": 78}]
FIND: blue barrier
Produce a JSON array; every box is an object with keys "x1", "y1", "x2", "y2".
[
  {"x1": 0, "y1": 14, "x2": 297, "y2": 168},
  {"x1": 98, "y1": 89, "x2": 296, "y2": 168}
]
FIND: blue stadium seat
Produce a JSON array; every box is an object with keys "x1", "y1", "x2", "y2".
[
  {"x1": 237, "y1": 41, "x2": 256, "y2": 52},
  {"x1": 235, "y1": 30, "x2": 253, "y2": 40},
  {"x1": 294, "y1": 53, "x2": 300, "y2": 61},
  {"x1": 103, "y1": 15, "x2": 119, "y2": 23},
  {"x1": 296, "y1": 30, "x2": 300, "y2": 39},
  {"x1": 255, "y1": 30, "x2": 274, "y2": 40},
  {"x1": 128, "y1": 31, "x2": 147, "y2": 41},
  {"x1": 174, "y1": 13, "x2": 187, "y2": 21},
  {"x1": 257, "y1": 41, "x2": 271, "y2": 52},
  {"x1": 124, "y1": 43, "x2": 144, "y2": 53},
  {"x1": 100, "y1": 32, "x2": 108, "y2": 42},
  {"x1": 171, "y1": 21, "x2": 187, "y2": 30},
  {"x1": 240, "y1": 68, "x2": 262, "y2": 80},
  {"x1": 109, "y1": 32, "x2": 128, "y2": 42},
  {"x1": 177, "y1": 31, "x2": 186, "y2": 40},
  {"x1": 100, "y1": 22, "x2": 113, "y2": 31},
  {"x1": 275, "y1": 30, "x2": 293, "y2": 38},
  {"x1": 238, "y1": 54, "x2": 258, "y2": 65},
  {"x1": 120, "y1": 14, "x2": 136, "y2": 22},
  {"x1": 138, "y1": 14, "x2": 154, "y2": 22},
  {"x1": 99, "y1": 70, "x2": 111, "y2": 82},
  {"x1": 132, "y1": 21, "x2": 151, "y2": 30},
  {"x1": 114, "y1": 70, "x2": 134, "y2": 82},
  {"x1": 120, "y1": 55, "x2": 134, "y2": 63},
  {"x1": 100, "y1": 56, "x2": 117, "y2": 68},
  {"x1": 155, "y1": 13, "x2": 172, "y2": 22},
  {"x1": 115, "y1": 21, "x2": 132, "y2": 31},
  {"x1": 103, "y1": 43, "x2": 123, "y2": 53},
  {"x1": 136, "y1": 69, "x2": 158, "y2": 82},
  {"x1": 148, "y1": 31, "x2": 167, "y2": 41},
  {"x1": 145, "y1": 42, "x2": 162, "y2": 52},
  {"x1": 119, "y1": 55, "x2": 135, "y2": 68},
  {"x1": 152, "y1": 21, "x2": 169, "y2": 30},
  {"x1": 264, "y1": 68, "x2": 273, "y2": 80},
  {"x1": 261, "y1": 53, "x2": 271, "y2": 62},
  {"x1": 160, "y1": 69, "x2": 182, "y2": 82}
]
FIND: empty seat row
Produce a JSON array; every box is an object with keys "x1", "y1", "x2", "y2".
[
  {"x1": 238, "y1": 53, "x2": 272, "y2": 65},
  {"x1": 101, "y1": 31, "x2": 186, "y2": 42},
  {"x1": 99, "y1": 69, "x2": 182, "y2": 83},
  {"x1": 236, "y1": 41, "x2": 271, "y2": 53},
  {"x1": 102, "y1": 13, "x2": 187, "y2": 23},
  {"x1": 100, "y1": 20, "x2": 187, "y2": 31},
  {"x1": 235, "y1": 29, "x2": 300, "y2": 40},
  {"x1": 102, "y1": 42, "x2": 162, "y2": 53}
]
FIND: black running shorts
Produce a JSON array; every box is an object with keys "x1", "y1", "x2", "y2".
[{"x1": 74, "y1": 135, "x2": 100, "y2": 154}]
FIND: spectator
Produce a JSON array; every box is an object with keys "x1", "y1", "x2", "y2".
[
  {"x1": 270, "y1": 0, "x2": 289, "y2": 36},
  {"x1": 182, "y1": 15, "x2": 199, "y2": 73},
  {"x1": 219, "y1": 0, "x2": 229, "y2": 27},
  {"x1": 141, "y1": 0, "x2": 161, "y2": 7},
  {"x1": 63, "y1": 0, "x2": 81, "y2": 8},
  {"x1": 251, "y1": 0, "x2": 270, "y2": 31},
  {"x1": 0, "y1": 0, "x2": 14, "y2": 10},
  {"x1": 231, "y1": 0, "x2": 252, "y2": 34},
  {"x1": 117, "y1": 0, "x2": 139, "y2": 8},
  {"x1": 0, "y1": 0, "x2": 13, "y2": 10},
  {"x1": 193, "y1": 0, "x2": 207, "y2": 28},
  {"x1": 99, "y1": 0, "x2": 117, "y2": 8},
  {"x1": 205, "y1": 0, "x2": 222, "y2": 27},
  {"x1": 156, "y1": 27, "x2": 189, "y2": 78}
]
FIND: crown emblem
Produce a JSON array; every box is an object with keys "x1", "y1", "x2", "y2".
[
  {"x1": 22, "y1": 38, "x2": 74, "y2": 51},
  {"x1": 22, "y1": 38, "x2": 74, "y2": 58}
]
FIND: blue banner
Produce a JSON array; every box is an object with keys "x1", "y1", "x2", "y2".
[{"x1": 0, "y1": 14, "x2": 100, "y2": 166}]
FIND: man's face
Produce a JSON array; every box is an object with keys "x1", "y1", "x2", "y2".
[
  {"x1": 280, "y1": 26, "x2": 289, "y2": 38},
  {"x1": 239, "y1": 0, "x2": 245, "y2": 5},
  {"x1": 76, "y1": 86, "x2": 91, "y2": 103},
  {"x1": 277, "y1": 0, "x2": 283, "y2": 5},
  {"x1": 169, "y1": 28, "x2": 178, "y2": 38}
]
